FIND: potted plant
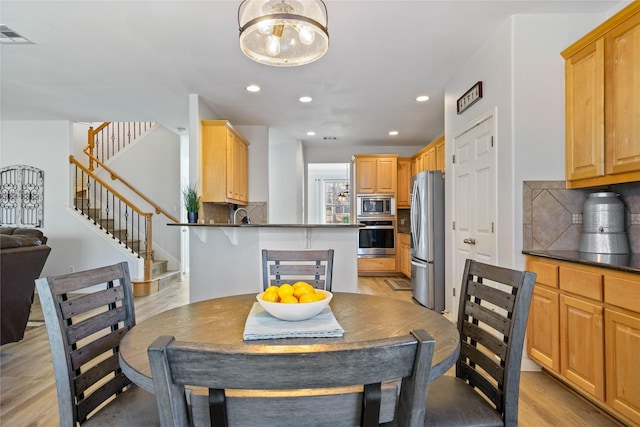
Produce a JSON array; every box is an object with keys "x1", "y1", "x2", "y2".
[{"x1": 183, "y1": 182, "x2": 201, "y2": 224}]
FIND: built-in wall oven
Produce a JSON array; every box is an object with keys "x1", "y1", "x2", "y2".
[{"x1": 357, "y1": 218, "x2": 395, "y2": 257}]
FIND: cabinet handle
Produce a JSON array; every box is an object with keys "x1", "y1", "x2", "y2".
[{"x1": 463, "y1": 238, "x2": 476, "y2": 245}]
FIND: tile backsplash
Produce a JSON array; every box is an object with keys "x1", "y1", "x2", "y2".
[
  {"x1": 523, "y1": 181, "x2": 639, "y2": 253},
  {"x1": 201, "y1": 202, "x2": 268, "y2": 224}
]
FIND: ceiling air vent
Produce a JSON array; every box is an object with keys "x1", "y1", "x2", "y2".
[
  {"x1": 0, "y1": 25, "x2": 33, "y2": 44},
  {"x1": 323, "y1": 136, "x2": 338, "y2": 141}
]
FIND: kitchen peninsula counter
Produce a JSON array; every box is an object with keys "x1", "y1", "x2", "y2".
[
  {"x1": 173, "y1": 223, "x2": 361, "y2": 302},
  {"x1": 172, "y1": 223, "x2": 362, "y2": 228}
]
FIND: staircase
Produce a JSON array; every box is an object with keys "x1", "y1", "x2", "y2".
[{"x1": 71, "y1": 122, "x2": 181, "y2": 296}]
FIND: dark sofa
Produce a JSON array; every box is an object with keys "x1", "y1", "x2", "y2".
[{"x1": 1, "y1": 227, "x2": 51, "y2": 345}]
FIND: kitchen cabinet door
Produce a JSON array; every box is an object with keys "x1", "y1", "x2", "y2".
[
  {"x1": 355, "y1": 156, "x2": 397, "y2": 194},
  {"x1": 527, "y1": 286, "x2": 560, "y2": 372},
  {"x1": 397, "y1": 158, "x2": 411, "y2": 208},
  {"x1": 560, "y1": 294, "x2": 605, "y2": 401},
  {"x1": 605, "y1": 11, "x2": 640, "y2": 175},
  {"x1": 355, "y1": 157, "x2": 376, "y2": 194},
  {"x1": 605, "y1": 308, "x2": 640, "y2": 425},
  {"x1": 201, "y1": 120, "x2": 249, "y2": 205},
  {"x1": 564, "y1": 39, "x2": 605, "y2": 182},
  {"x1": 435, "y1": 137, "x2": 445, "y2": 172},
  {"x1": 376, "y1": 157, "x2": 397, "y2": 194},
  {"x1": 397, "y1": 233, "x2": 411, "y2": 278}
]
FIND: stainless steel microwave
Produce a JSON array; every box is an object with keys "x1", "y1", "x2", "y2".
[{"x1": 356, "y1": 195, "x2": 395, "y2": 217}]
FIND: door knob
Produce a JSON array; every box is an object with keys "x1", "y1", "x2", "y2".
[{"x1": 463, "y1": 238, "x2": 476, "y2": 245}]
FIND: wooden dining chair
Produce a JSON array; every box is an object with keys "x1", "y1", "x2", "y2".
[
  {"x1": 262, "y1": 249, "x2": 334, "y2": 291},
  {"x1": 35, "y1": 262, "x2": 159, "y2": 426},
  {"x1": 424, "y1": 259, "x2": 536, "y2": 427},
  {"x1": 148, "y1": 329, "x2": 435, "y2": 427}
]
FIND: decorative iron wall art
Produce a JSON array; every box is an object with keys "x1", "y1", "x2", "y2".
[{"x1": 1, "y1": 165, "x2": 44, "y2": 227}]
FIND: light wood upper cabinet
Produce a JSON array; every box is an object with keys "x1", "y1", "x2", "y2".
[
  {"x1": 411, "y1": 135, "x2": 445, "y2": 176},
  {"x1": 564, "y1": 39, "x2": 605, "y2": 182},
  {"x1": 397, "y1": 158, "x2": 411, "y2": 208},
  {"x1": 354, "y1": 155, "x2": 397, "y2": 194},
  {"x1": 562, "y1": 2, "x2": 640, "y2": 188},
  {"x1": 435, "y1": 137, "x2": 445, "y2": 172},
  {"x1": 605, "y1": 11, "x2": 640, "y2": 175},
  {"x1": 200, "y1": 120, "x2": 249, "y2": 205}
]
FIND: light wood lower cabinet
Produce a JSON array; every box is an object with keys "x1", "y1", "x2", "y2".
[
  {"x1": 528, "y1": 286, "x2": 560, "y2": 372},
  {"x1": 357, "y1": 257, "x2": 396, "y2": 274},
  {"x1": 559, "y1": 294, "x2": 605, "y2": 401},
  {"x1": 397, "y1": 233, "x2": 411, "y2": 278},
  {"x1": 526, "y1": 256, "x2": 640, "y2": 425},
  {"x1": 605, "y1": 308, "x2": 640, "y2": 423}
]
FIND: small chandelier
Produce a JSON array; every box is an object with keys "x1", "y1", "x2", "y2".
[
  {"x1": 337, "y1": 184, "x2": 349, "y2": 202},
  {"x1": 238, "y1": 0, "x2": 329, "y2": 67}
]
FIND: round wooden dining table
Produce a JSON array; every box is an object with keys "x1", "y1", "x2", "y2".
[{"x1": 120, "y1": 292, "x2": 460, "y2": 393}]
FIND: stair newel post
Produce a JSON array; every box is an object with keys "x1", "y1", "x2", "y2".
[
  {"x1": 144, "y1": 213, "x2": 153, "y2": 282},
  {"x1": 87, "y1": 126, "x2": 96, "y2": 171}
]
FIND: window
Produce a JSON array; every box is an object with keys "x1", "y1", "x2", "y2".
[{"x1": 324, "y1": 180, "x2": 350, "y2": 224}]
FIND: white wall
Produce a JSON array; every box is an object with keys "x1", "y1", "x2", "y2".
[
  {"x1": 304, "y1": 144, "x2": 421, "y2": 163},
  {"x1": 236, "y1": 125, "x2": 269, "y2": 203},
  {"x1": 443, "y1": 12, "x2": 609, "y2": 304},
  {"x1": 1, "y1": 120, "x2": 143, "y2": 278},
  {"x1": 268, "y1": 130, "x2": 304, "y2": 224},
  {"x1": 443, "y1": 12, "x2": 614, "y2": 370},
  {"x1": 103, "y1": 125, "x2": 182, "y2": 270}
]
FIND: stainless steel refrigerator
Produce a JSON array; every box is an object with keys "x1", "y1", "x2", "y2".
[{"x1": 410, "y1": 170, "x2": 445, "y2": 311}]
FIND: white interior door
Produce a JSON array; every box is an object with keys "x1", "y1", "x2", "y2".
[{"x1": 452, "y1": 115, "x2": 497, "y2": 315}]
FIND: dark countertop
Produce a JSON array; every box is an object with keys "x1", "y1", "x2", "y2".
[
  {"x1": 169, "y1": 223, "x2": 363, "y2": 228},
  {"x1": 523, "y1": 250, "x2": 640, "y2": 274}
]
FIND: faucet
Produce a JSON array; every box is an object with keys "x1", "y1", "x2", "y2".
[{"x1": 233, "y1": 207, "x2": 251, "y2": 224}]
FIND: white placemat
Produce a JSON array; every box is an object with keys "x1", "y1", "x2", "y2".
[{"x1": 243, "y1": 303, "x2": 345, "y2": 341}]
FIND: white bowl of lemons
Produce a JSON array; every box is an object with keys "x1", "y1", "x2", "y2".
[{"x1": 256, "y1": 282, "x2": 333, "y2": 321}]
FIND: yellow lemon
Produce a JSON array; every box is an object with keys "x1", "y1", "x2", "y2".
[
  {"x1": 262, "y1": 291, "x2": 279, "y2": 302},
  {"x1": 265, "y1": 285, "x2": 279, "y2": 293},
  {"x1": 313, "y1": 290, "x2": 325, "y2": 300},
  {"x1": 293, "y1": 284, "x2": 315, "y2": 299},
  {"x1": 292, "y1": 281, "x2": 310, "y2": 288},
  {"x1": 280, "y1": 295, "x2": 299, "y2": 304},
  {"x1": 277, "y1": 284, "x2": 294, "y2": 299},
  {"x1": 299, "y1": 293, "x2": 318, "y2": 303}
]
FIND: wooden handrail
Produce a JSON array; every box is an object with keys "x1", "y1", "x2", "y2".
[
  {"x1": 79, "y1": 149, "x2": 179, "y2": 223},
  {"x1": 70, "y1": 155, "x2": 154, "y2": 281},
  {"x1": 71, "y1": 156, "x2": 153, "y2": 218}
]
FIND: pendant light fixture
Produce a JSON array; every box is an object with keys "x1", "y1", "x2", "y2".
[{"x1": 238, "y1": 0, "x2": 329, "y2": 67}]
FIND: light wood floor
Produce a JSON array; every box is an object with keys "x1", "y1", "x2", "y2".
[{"x1": 1, "y1": 276, "x2": 623, "y2": 426}]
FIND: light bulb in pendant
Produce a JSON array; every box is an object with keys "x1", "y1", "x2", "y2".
[
  {"x1": 257, "y1": 19, "x2": 273, "y2": 35},
  {"x1": 296, "y1": 24, "x2": 315, "y2": 45},
  {"x1": 266, "y1": 34, "x2": 281, "y2": 57}
]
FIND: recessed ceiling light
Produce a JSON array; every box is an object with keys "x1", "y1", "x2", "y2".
[
  {"x1": 389, "y1": 131, "x2": 399, "y2": 136},
  {"x1": 246, "y1": 84, "x2": 261, "y2": 92},
  {"x1": 299, "y1": 96, "x2": 312, "y2": 103},
  {"x1": 307, "y1": 131, "x2": 316, "y2": 136},
  {"x1": 416, "y1": 95, "x2": 430, "y2": 102}
]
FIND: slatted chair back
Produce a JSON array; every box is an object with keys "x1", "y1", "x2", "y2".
[
  {"x1": 262, "y1": 249, "x2": 334, "y2": 291},
  {"x1": 454, "y1": 259, "x2": 536, "y2": 425},
  {"x1": 35, "y1": 262, "x2": 156, "y2": 426},
  {"x1": 148, "y1": 329, "x2": 435, "y2": 427}
]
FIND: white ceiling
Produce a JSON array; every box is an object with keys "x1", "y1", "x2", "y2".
[{"x1": 0, "y1": 0, "x2": 626, "y2": 148}]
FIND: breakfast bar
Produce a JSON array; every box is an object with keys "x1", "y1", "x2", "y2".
[{"x1": 172, "y1": 223, "x2": 362, "y2": 302}]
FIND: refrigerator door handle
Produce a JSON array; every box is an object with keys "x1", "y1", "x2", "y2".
[{"x1": 411, "y1": 260, "x2": 428, "y2": 268}]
